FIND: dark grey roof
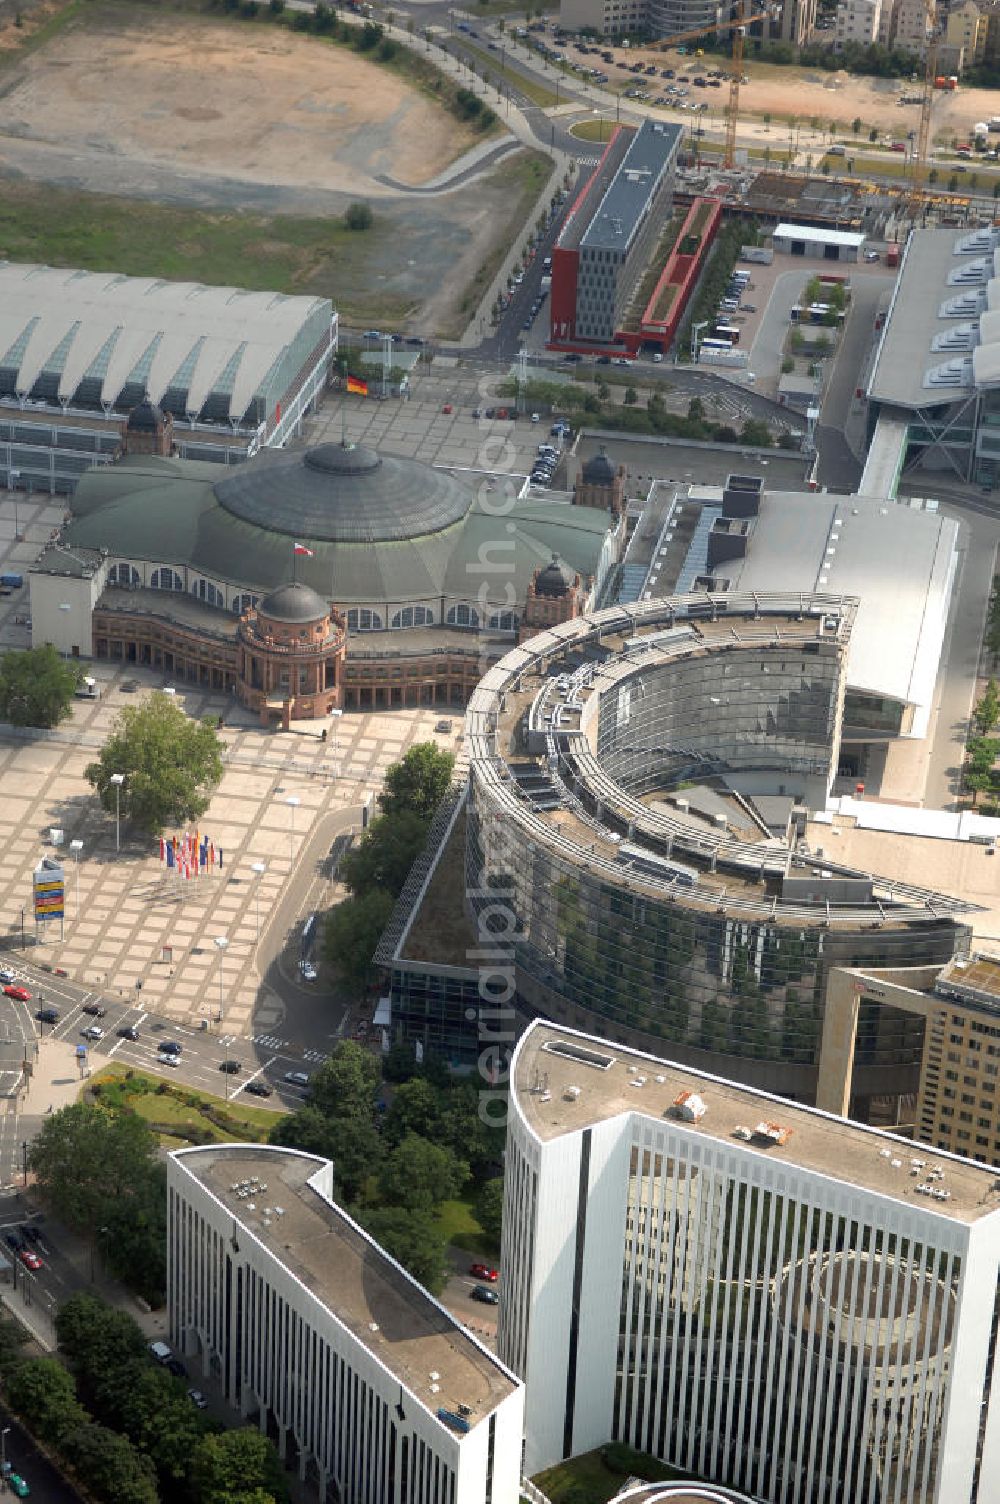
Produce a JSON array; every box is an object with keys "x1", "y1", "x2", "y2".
[
  {"x1": 582, "y1": 446, "x2": 616, "y2": 485},
  {"x1": 213, "y1": 442, "x2": 472, "y2": 543},
  {"x1": 259, "y1": 582, "x2": 329, "y2": 623},
  {"x1": 63, "y1": 453, "x2": 613, "y2": 608},
  {"x1": 535, "y1": 554, "x2": 574, "y2": 597},
  {"x1": 579, "y1": 120, "x2": 681, "y2": 255}
]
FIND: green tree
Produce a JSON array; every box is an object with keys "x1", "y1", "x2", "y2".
[
  {"x1": 111, "y1": 1363, "x2": 209, "y2": 1487},
  {"x1": 379, "y1": 1133, "x2": 468, "y2": 1211},
  {"x1": 476, "y1": 1176, "x2": 504, "y2": 1244},
  {"x1": 0, "y1": 644, "x2": 79, "y2": 728},
  {"x1": 623, "y1": 386, "x2": 638, "y2": 406},
  {"x1": 322, "y1": 889, "x2": 395, "y2": 990},
  {"x1": 61, "y1": 1423, "x2": 159, "y2": 1504},
  {"x1": 270, "y1": 1108, "x2": 383, "y2": 1202},
  {"x1": 85, "y1": 691, "x2": 223, "y2": 837},
  {"x1": 383, "y1": 1075, "x2": 444, "y2": 1144},
  {"x1": 852, "y1": 116, "x2": 861, "y2": 134},
  {"x1": 31, "y1": 1105, "x2": 158, "y2": 1241},
  {"x1": 378, "y1": 743, "x2": 455, "y2": 820},
  {"x1": 344, "y1": 201, "x2": 374, "y2": 231},
  {"x1": 740, "y1": 418, "x2": 773, "y2": 447},
  {"x1": 309, "y1": 1040, "x2": 381, "y2": 1121},
  {"x1": 56, "y1": 1295, "x2": 149, "y2": 1405},
  {"x1": 340, "y1": 811, "x2": 430, "y2": 899},
  {"x1": 190, "y1": 1426, "x2": 290, "y2": 1504},
  {"x1": 975, "y1": 679, "x2": 1000, "y2": 734},
  {"x1": 6, "y1": 1358, "x2": 87, "y2": 1443},
  {"x1": 103, "y1": 1160, "x2": 167, "y2": 1306},
  {"x1": 596, "y1": 380, "x2": 610, "y2": 400},
  {"x1": 383, "y1": 1038, "x2": 420, "y2": 1082},
  {"x1": 687, "y1": 396, "x2": 706, "y2": 422},
  {"x1": 869, "y1": 127, "x2": 878, "y2": 142},
  {"x1": 361, "y1": 1207, "x2": 448, "y2": 1292}
]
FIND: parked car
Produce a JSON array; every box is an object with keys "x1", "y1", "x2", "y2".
[
  {"x1": 469, "y1": 1262, "x2": 499, "y2": 1282},
  {"x1": 284, "y1": 1072, "x2": 310, "y2": 1088},
  {"x1": 82, "y1": 1003, "x2": 106, "y2": 1017},
  {"x1": 244, "y1": 1081, "x2": 273, "y2": 1098},
  {"x1": 0, "y1": 969, "x2": 15, "y2": 985},
  {"x1": 165, "y1": 1358, "x2": 188, "y2": 1378},
  {"x1": 81, "y1": 1026, "x2": 104, "y2": 1042},
  {"x1": 159, "y1": 1041, "x2": 182, "y2": 1055},
  {"x1": 187, "y1": 1389, "x2": 209, "y2": 1410},
  {"x1": 36, "y1": 1008, "x2": 59, "y2": 1025},
  {"x1": 158, "y1": 1052, "x2": 181, "y2": 1068},
  {"x1": 4, "y1": 1232, "x2": 23, "y2": 1252},
  {"x1": 441, "y1": 403, "x2": 453, "y2": 414},
  {"x1": 19, "y1": 1249, "x2": 42, "y2": 1272},
  {"x1": 299, "y1": 960, "x2": 318, "y2": 982},
  {"x1": 118, "y1": 1024, "x2": 140, "y2": 1040},
  {"x1": 219, "y1": 1060, "x2": 241, "y2": 1075},
  {"x1": 3, "y1": 986, "x2": 30, "y2": 1002},
  {"x1": 8, "y1": 1474, "x2": 29, "y2": 1498},
  {"x1": 470, "y1": 1285, "x2": 499, "y2": 1305}
]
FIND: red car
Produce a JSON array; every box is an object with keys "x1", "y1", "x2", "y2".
[
  {"x1": 441, "y1": 403, "x2": 453, "y2": 414},
  {"x1": 3, "y1": 986, "x2": 31, "y2": 1002},
  {"x1": 469, "y1": 1262, "x2": 499, "y2": 1282},
  {"x1": 19, "y1": 1249, "x2": 42, "y2": 1271}
]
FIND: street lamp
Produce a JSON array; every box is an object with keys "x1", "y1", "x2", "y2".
[
  {"x1": 691, "y1": 319, "x2": 710, "y2": 363},
  {"x1": 214, "y1": 933, "x2": 228, "y2": 1023},
  {"x1": 1, "y1": 1426, "x2": 10, "y2": 1476},
  {"x1": 109, "y1": 773, "x2": 125, "y2": 852},
  {"x1": 251, "y1": 862, "x2": 266, "y2": 940},
  {"x1": 69, "y1": 839, "x2": 83, "y2": 918},
  {"x1": 8, "y1": 467, "x2": 19, "y2": 541},
  {"x1": 286, "y1": 795, "x2": 301, "y2": 867}
]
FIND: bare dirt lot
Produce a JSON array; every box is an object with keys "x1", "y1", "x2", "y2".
[
  {"x1": 609, "y1": 43, "x2": 1000, "y2": 143},
  {"x1": 0, "y1": 6, "x2": 476, "y2": 194},
  {"x1": 0, "y1": 4, "x2": 545, "y2": 334}
]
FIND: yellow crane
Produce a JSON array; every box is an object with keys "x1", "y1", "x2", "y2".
[
  {"x1": 648, "y1": 1, "x2": 779, "y2": 168},
  {"x1": 912, "y1": 0, "x2": 940, "y2": 197}
]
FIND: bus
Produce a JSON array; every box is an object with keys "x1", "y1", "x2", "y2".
[
  {"x1": 713, "y1": 324, "x2": 740, "y2": 345},
  {"x1": 700, "y1": 337, "x2": 733, "y2": 352}
]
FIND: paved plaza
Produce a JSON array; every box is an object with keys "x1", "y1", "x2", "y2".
[{"x1": 0, "y1": 652, "x2": 454, "y2": 1038}]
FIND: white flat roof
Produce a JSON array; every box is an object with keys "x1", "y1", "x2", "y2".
[
  {"x1": 0, "y1": 262, "x2": 331, "y2": 421},
  {"x1": 728, "y1": 491, "x2": 959, "y2": 718},
  {"x1": 773, "y1": 222, "x2": 865, "y2": 248}
]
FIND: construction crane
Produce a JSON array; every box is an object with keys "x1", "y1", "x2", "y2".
[
  {"x1": 648, "y1": 1, "x2": 779, "y2": 169},
  {"x1": 911, "y1": 0, "x2": 940, "y2": 200}
]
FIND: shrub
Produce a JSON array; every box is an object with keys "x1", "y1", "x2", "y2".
[{"x1": 344, "y1": 202, "x2": 374, "y2": 232}]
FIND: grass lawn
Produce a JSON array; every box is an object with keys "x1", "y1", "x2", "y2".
[
  {"x1": 570, "y1": 119, "x2": 617, "y2": 142},
  {"x1": 89, "y1": 1065, "x2": 284, "y2": 1146},
  {"x1": 534, "y1": 1447, "x2": 685, "y2": 1503},
  {"x1": 457, "y1": 36, "x2": 560, "y2": 108},
  {"x1": 434, "y1": 1195, "x2": 497, "y2": 1258}
]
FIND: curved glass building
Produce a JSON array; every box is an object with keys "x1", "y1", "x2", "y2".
[{"x1": 465, "y1": 593, "x2": 973, "y2": 1101}]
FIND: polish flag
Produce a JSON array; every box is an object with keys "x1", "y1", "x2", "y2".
[{"x1": 294, "y1": 543, "x2": 314, "y2": 557}]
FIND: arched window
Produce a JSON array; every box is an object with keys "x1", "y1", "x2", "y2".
[
  {"x1": 107, "y1": 563, "x2": 140, "y2": 588},
  {"x1": 232, "y1": 593, "x2": 259, "y2": 614},
  {"x1": 346, "y1": 609, "x2": 384, "y2": 632},
  {"x1": 487, "y1": 610, "x2": 519, "y2": 632},
  {"x1": 150, "y1": 567, "x2": 184, "y2": 592},
  {"x1": 446, "y1": 604, "x2": 480, "y2": 628},
  {"x1": 390, "y1": 605, "x2": 434, "y2": 629},
  {"x1": 192, "y1": 578, "x2": 224, "y2": 608}
]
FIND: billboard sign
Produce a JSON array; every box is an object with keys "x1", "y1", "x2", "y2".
[{"x1": 33, "y1": 859, "x2": 65, "y2": 923}]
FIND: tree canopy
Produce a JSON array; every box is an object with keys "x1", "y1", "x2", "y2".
[
  {"x1": 6, "y1": 1358, "x2": 87, "y2": 1444},
  {"x1": 378, "y1": 1132, "x2": 469, "y2": 1212},
  {"x1": 30, "y1": 1104, "x2": 157, "y2": 1234},
  {"x1": 61, "y1": 1422, "x2": 159, "y2": 1504},
  {"x1": 322, "y1": 886, "x2": 394, "y2": 990},
  {"x1": 0, "y1": 644, "x2": 79, "y2": 728},
  {"x1": 340, "y1": 810, "x2": 430, "y2": 899},
  {"x1": 377, "y1": 742, "x2": 455, "y2": 820},
  {"x1": 360, "y1": 1207, "x2": 449, "y2": 1294},
  {"x1": 189, "y1": 1427, "x2": 290, "y2": 1504},
  {"x1": 85, "y1": 691, "x2": 224, "y2": 837}
]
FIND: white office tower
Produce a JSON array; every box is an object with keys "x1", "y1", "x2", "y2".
[
  {"x1": 168, "y1": 1145, "x2": 524, "y2": 1504},
  {"x1": 499, "y1": 1022, "x2": 1000, "y2": 1504}
]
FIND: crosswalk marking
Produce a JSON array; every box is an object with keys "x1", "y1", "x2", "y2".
[
  {"x1": 302, "y1": 1049, "x2": 328, "y2": 1064},
  {"x1": 251, "y1": 1033, "x2": 290, "y2": 1050}
]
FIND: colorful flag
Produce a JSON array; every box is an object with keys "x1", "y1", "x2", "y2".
[
  {"x1": 346, "y1": 374, "x2": 368, "y2": 396},
  {"x1": 159, "y1": 837, "x2": 165, "y2": 863},
  {"x1": 166, "y1": 844, "x2": 175, "y2": 869},
  {"x1": 293, "y1": 543, "x2": 315, "y2": 557}
]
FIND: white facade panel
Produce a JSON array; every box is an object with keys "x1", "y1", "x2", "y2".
[
  {"x1": 169, "y1": 1146, "x2": 523, "y2": 1504},
  {"x1": 503, "y1": 1022, "x2": 1000, "y2": 1504}
]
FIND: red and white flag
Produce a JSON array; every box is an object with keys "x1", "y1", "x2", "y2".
[{"x1": 294, "y1": 543, "x2": 314, "y2": 557}]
